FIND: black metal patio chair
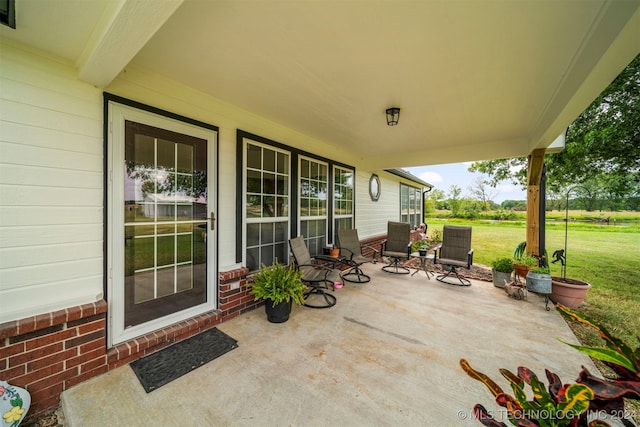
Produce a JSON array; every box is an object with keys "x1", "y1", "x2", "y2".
[
  {"x1": 336, "y1": 228, "x2": 378, "y2": 283},
  {"x1": 381, "y1": 221, "x2": 411, "y2": 274},
  {"x1": 433, "y1": 225, "x2": 473, "y2": 286},
  {"x1": 289, "y1": 236, "x2": 340, "y2": 308}
]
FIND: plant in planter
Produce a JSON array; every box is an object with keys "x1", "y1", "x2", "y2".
[
  {"x1": 526, "y1": 266, "x2": 552, "y2": 295},
  {"x1": 512, "y1": 242, "x2": 539, "y2": 280},
  {"x1": 249, "y1": 261, "x2": 306, "y2": 323},
  {"x1": 513, "y1": 254, "x2": 538, "y2": 280},
  {"x1": 490, "y1": 257, "x2": 514, "y2": 288},
  {"x1": 549, "y1": 248, "x2": 590, "y2": 308},
  {"x1": 550, "y1": 277, "x2": 592, "y2": 309},
  {"x1": 411, "y1": 240, "x2": 430, "y2": 256}
]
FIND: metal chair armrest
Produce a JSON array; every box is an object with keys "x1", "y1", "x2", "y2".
[
  {"x1": 363, "y1": 245, "x2": 379, "y2": 262},
  {"x1": 340, "y1": 248, "x2": 355, "y2": 260},
  {"x1": 363, "y1": 245, "x2": 379, "y2": 255},
  {"x1": 298, "y1": 262, "x2": 335, "y2": 277}
]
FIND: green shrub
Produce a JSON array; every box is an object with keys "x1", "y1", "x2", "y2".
[
  {"x1": 249, "y1": 261, "x2": 305, "y2": 305},
  {"x1": 490, "y1": 257, "x2": 514, "y2": 273},
  {"x1": 530, "y1": 266, "x2": 550, "y2": 274}
]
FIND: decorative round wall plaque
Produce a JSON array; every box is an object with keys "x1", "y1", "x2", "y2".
[{"x1": 369, "y1": 174, "x2": 381, "y2": 201}]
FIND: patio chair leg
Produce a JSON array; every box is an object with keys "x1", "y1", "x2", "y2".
[
  {"x1": 303, "y1": 285, "x2": 337, "y2": 309},
  {"x1": 381, "y1": 258, "x2": 410, "y2": 274},
  {"x1": 436, "y1": 266, "x2": 471, "y2": 286},
  {"x1": 341, "y1": 266, "x2": 371, "y2": 283}
]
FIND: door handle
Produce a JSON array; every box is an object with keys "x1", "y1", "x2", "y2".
[{"x1": 209, "y1": 212, "x2": 216, "y2": 231}]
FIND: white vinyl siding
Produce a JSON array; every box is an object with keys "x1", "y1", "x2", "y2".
[
  {"x1": 355, "y1": 171, "x2": 423, "y2": 239},
  {"x1": 0, "y1": 43, "x2": 104, "y2": 322}
]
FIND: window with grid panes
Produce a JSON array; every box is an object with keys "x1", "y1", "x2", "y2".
[
  {"x1": 299, "y1": 157, "x2": 328, "y2": 256},
  {"x1": 244, "y1": 142, "x2": 290, "y2": 271},
  {"x1": 333, "y1": 166, "x2": 354, "y2": 239},
  {"x1": 400, "y1": 183, "x2": 422, "y2": 227}
]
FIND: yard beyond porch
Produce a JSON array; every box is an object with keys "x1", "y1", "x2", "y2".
[{"x1": 60, "y1": 264, "x2": 596, "y2": 426}]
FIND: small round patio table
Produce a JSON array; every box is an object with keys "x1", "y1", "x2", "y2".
[{"x1": 410, "y1": 252, "x2": 434, "y2": 279}]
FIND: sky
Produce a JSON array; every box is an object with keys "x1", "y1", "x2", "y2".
[{"x1": 405, "y1": 162, "x2": 527, "y2": 203}]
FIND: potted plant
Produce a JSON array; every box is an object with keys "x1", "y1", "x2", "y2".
[
  {"x1": 511, "y1": 241, "x2": 536, "y2": 278},
  {"x1": 490, "y1": 257, "x2": 514, "y2": 288},
  {"x1": 548, "y1": 248, "x2": 591, "y2": 308},
  {"x1": 526, "y1": 265, "x2": 552, "y2": 294},
  {"x1": 411, "y1": 240, "x2": 429, "y2": 256},
  {"x1": 550, "y1": 276, "x2": 591, "y2": 309},
  {"x1": 512, "y1": 254, "x2": 538, "y2": 279},
  {"x1": 248, "y1": 261, "x2": 306, "y2": 323}
]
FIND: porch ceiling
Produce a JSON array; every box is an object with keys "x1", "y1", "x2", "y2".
[{"x1": 2, "y1": 0, "x2": 639, "y2": 169}]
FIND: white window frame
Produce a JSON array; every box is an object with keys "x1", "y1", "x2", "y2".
[
  {"x1": 298, "y1": 156, "x2": 329, "y2": 255},
  {"x1": 333, "y1": 165, "x2": 354, "y2": 236},
  {"x1": 242, "y1": 139, "x2": 291, "y2": 271},
  {"x1": 400, "y1": 183, "x2": 422, "y2": 227}
]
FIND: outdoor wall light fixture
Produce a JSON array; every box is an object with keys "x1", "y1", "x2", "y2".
[{"x1": 386, "y1": 107, "x2": 400, "y2": 126}]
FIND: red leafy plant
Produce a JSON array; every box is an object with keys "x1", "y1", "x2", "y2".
[
  {"x1": 556, "y1": 305, "x2": 640, "y2": 417},
  {"x1": 460, "y1": 358, "x2": 593, "y2": 426},
  {"x1": 460, "y1": 304, "x2": 639, "y2": 426}
]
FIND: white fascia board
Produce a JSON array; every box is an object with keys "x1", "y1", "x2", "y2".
[{"x1": 77, "y1": 0, "x2": 183, "y2": 88}]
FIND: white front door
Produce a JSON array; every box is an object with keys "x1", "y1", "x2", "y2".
[{"x1": 107, "y1": 102, "x2": 217, "y2": 346}]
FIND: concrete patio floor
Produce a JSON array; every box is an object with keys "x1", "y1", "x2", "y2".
[{"x1": 61, "y1": 263, "x2": 597, "y2": 426}]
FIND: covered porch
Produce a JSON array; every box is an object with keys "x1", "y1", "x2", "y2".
[{"x1": 61, "y1": 264, "x2": 595, "y2": 426}]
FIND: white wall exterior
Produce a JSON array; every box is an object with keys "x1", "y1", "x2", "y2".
[
  {"x1": 356, "y1": 171, "x2": 401, "y2": 238},
  {"x1": 0, "y1": 42, "x2": 104, "y2": 322},
  {"x1": 0, "y1": 39, "x2": 425, "y2": 323}
]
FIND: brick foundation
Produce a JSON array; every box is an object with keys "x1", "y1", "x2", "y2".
[
  {"x1": 360, "y1": 233, "x2": 386, "y2": 261},
  {"x1": 0, "y1": 301, "x2": 108, "y2": 420},
  {"x1": 0, "y1": 266, "x2": 258, "y2": 423}
]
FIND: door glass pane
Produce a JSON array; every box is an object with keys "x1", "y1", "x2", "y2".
[{"x1": 123, "y1": 120, "x2": 208, "y2": 328}]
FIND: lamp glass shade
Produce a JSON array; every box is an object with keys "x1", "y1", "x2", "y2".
[{"x1": 386, "y1": 107, "x2": 400, "y2": 126}]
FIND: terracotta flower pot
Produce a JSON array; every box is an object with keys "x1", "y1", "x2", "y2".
[
  {"x1": 550, "y1": 276, "x2": 591, "y2": 308},
  {"x1": 513, "y1": 263, "x2": 532, "y2": 279},
  {"x1": 329, "y1": 248, "x2": 340, "y2": 257}
]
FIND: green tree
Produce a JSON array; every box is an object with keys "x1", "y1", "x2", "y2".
[
  {"x1": 469, "y1": 54, "x2": 640, "y2": 206},
  {"x1": 448, "y1": 185, "x2": 462, "y2": 217},
  {"x1": 424, "y1": 188, "x2": 445, "y2": 215}
]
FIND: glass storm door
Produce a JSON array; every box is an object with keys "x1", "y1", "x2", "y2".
[
  {"x1": 123, "y1": 121, "x2": 209, "y2": 327},
  {"x1": 108, "y1": 101, "x2": 217, "y2": 346}
]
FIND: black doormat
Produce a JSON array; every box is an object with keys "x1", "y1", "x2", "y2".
[{"x1": 130, "y1": 327, "x2": 238, "y2": 393}]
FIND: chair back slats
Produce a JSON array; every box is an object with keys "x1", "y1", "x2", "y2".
[
  {"x1": 289, "y1": 236, "x2": 312, "y2": 269},
  {"x1": 440, "y1": 226, "x2": 472, "y2": 261},
  {"x1": 385, "y1": 222, "x2": 410, "y2": 253},
  {"x1": 337, "y1": 228, "x2": 361, "y2": 257}
]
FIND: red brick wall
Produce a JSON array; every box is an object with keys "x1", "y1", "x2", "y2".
[
  {"x1": 360, "y1": 233, "x2": 387, "y2": 261},
  {"x1": 0, "y1": 266, "x2": 258, "y2": 422},
  {"x1": 0, "y1": 301, "x2": 108, "y2": 420}
]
